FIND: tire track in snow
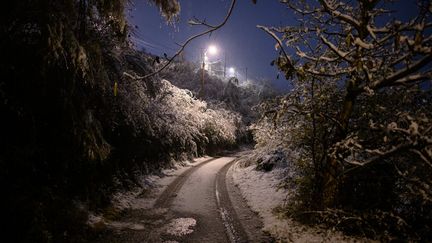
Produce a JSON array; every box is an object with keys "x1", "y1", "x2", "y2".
[
  {"x1": 215, "y1": 159, "x2": 249, "y2": 243},
  {"x1": 154, "y1": 157, "x2": 220, "y2": 208}
]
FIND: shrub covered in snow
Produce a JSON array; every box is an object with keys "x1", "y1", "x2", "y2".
[
  {"x1": 132, "y1": 78, "x2": 243, "y2": 155},
  {"x1": 159, "y1": 60, "x2": 275, "y2": 123}
]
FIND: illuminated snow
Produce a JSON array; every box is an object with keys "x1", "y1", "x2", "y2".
[{"x1": 165, "y1": 218, "x2": 197, "y2": 236}]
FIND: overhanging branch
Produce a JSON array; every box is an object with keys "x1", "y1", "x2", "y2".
[{"x1": 126, "y1": 0, "x2": 237, "y2": 80}]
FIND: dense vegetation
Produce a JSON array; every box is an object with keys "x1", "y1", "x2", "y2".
[
  {"x1": 160, "y1": 60, "x2": 275, "y2": 122},
  {"x1": 0, "y1": 0, "x2": 265, "y2": 242},
  {"x1": 2, "y1": 0, "x2": 430, "y2": 242},
  {"x1": 251, "y1": 0, "x2": 432, "y2": 241}
]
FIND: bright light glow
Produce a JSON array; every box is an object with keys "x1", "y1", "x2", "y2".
[
  {"x1": 207, "y1": 45, "x2": 218, "y2": 55},
  {"x1": 229, "y1": 67, "x2": 235, "y2": 74},
  {"x1": 204, "y1": 55, "x2": 208, "y2": 61}
]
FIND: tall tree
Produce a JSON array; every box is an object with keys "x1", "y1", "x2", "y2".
[{"x1": 260, "y1": 0, "x2": 432, "y2": 207}]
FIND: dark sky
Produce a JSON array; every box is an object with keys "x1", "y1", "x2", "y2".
[{"x1": 127, "y1": 0, "x2": 419, "y2": 91}]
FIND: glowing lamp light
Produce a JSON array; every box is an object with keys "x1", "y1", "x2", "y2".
[
  {"x1": 207, "y1": 45, "x2": 218, "y2": 55},
  {"x1": 229, "y1": 67, "x2": 235, "y2": 74}
]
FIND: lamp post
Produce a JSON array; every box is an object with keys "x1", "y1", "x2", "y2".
[
  {"x1": 228, "y1": 67, "x2": 236, "y2": 77},
  {"x1": 224, "y1": 51, "x2": 227, "y2": 77},
  {"x1": 200, "y1": 45, "x2": 218, "y2": 97}
]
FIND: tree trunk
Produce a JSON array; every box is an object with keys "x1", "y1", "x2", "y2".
[{"x1": 322, "y1": 91, "x2": 356, "y2": 207}]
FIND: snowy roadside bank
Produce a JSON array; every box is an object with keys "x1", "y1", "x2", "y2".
[{"x1": 231, "y1": 161, "x2": 375, "y2": 243}]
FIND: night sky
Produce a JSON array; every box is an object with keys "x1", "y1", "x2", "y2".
[{"x1": 127, "y1": 0, "x2": 419, "y2": 91}]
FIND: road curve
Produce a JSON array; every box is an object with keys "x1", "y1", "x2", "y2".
[
  {"x1": 94, "y1": 155, "x2": 269, "y2": 242},
  {"x1": 215, "y1": 158, "x2": 272, "y2": 243},
  {"x1": 165, "y1": 156, "x2": 270, "y2": 242},
  {"x1": 154, "y1": 157, "x2": 220, "y2": 208},
  {"x1": 168, "y1": 157, "x2": 235, "y2": 242}
]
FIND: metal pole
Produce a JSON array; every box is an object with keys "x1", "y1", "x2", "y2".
[
  {"x1": 201, "y1": 60, "x2": 204, "y2": 97},
  {"x1": 201, "y1": 50, "x2": 205, "y2": 97},
  {"x1": 245, "y1": 67, "x2": 248, "y2": 83},
  {"x1": 224, "y1": 52, "x2": 226, "y2": 77}
]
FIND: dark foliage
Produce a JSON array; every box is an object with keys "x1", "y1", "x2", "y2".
[
  {"x1": 252, "y1": 0, "x2": 432, "y2": 240},
  {"x1": 0, "y1": 0, "x2": 245, "y2": 242}
]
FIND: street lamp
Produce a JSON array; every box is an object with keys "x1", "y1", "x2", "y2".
[
  {"x1": 228, "y1": 67, "x2": 235, "y2": 76},
  {"x1": 207, "y1": 45, "x2": 218, "y2": 56},
  {"x1": 200, "y1": 44, "x2": 219, "y2": 97},
  {"x1": 204, "y1": 45, "x2": 218, "y2": 73}
]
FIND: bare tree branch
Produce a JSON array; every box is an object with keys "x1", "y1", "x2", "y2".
[
  {"x1": 125, "y1": 0, "x2": 237, "y2": 80},
  {"x1": 320, "y1": 0, "x2": 361, "y2": 31},
  {"x1": 320, "y1": 34, "x2": 353, "y2": 63},
  {"x1": 257, "y1": 25, "x2": 293, "y2": 69},
  {"x1": 370, "y1": 53, "x2": 432, "y2": 89}
]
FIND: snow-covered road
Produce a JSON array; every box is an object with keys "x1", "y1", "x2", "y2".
[
  {"x1": 169, "y1": 157, "x2": 235, "y2": 242},
  {"x1": 93, "y1": 156, "x2": 269, "y2": 242}
]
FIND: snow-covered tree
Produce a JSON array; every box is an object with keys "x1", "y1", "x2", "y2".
[
  {"x1": 263, "y1": 0, "x2": 432, "y2": 202},
  {"x1": 258, "y1": 0, "x2": 432, "y2": 239}
]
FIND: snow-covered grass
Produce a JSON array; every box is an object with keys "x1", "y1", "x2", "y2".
[{"x1": 231, "y1": 162, "x2": 375, "y2": 243}]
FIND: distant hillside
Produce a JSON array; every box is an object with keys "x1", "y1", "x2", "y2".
[{"x1": 158, "y1": 58, "x2": 276, "y2": 123}]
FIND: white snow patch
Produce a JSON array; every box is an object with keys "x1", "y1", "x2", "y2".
[
  {"x1": 87, "y1": 213, "x2": 105, "y2": 226},
  {"x1": 231, "y1": 163, "x2": 287, "y2": 228},
  {"x1": 231, "y1": 162, "x2": 375, "y2": 242},
  {"x1": 165, "y1": 218, "x2": 197, "y2": 236}
]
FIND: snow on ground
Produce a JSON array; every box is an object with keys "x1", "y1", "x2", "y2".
[
  {"x1": 231, "y1": 163, "x2": 286, "y2": 228},
  {"x1": 165, "y1": 217, "x2": 197, "y2": 236},
  {"x1": 111, "y1": 156, "x2": 213, "y2": 210},
  {"x1": 231, "y1": 162, "x2": 375, "y2": 243},
  {"x1": 87, "y1": 156, "x2": 212, "y2": 229}
]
